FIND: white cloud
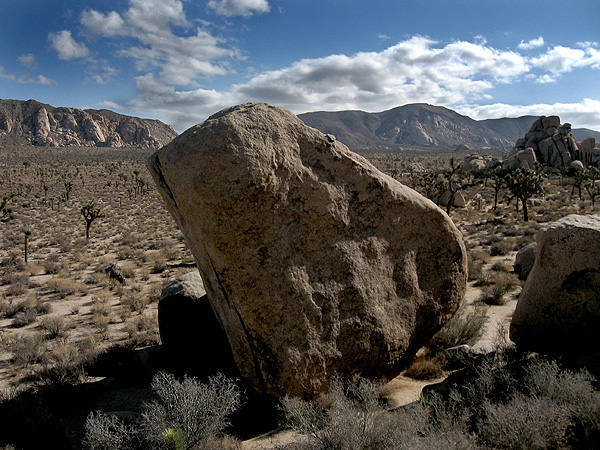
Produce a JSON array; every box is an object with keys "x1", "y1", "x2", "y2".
[
  {"x1": 48, "y1": 30, "x2": 90, "y2": 60},
  {"x1": 130, "y1": 36, "x2": 533, "y2": 131},
  {"x1": 81, "y1": 0, "x2": 237, "y2": 86},
  {"x1": 536, "y1": 74, "x2": 556, "y2": 84},
  {"x1": 17, "y1": 54, "x2": 36, "y2": 69},
  {"x1": 518, "y1": 36, "x2": 544, "y2": 50},
  {"x1": 207, "y1": 0, "x2": 270, "y2": 17},
  {"x1": 98, "y1": 100, "x2": 124, "y2": 110},
  {"x1": 81, "y1": 10, "x2": 125, "y2": 36},
  {"x1": 0, "y1": 66, "x2": 53, "y2": 85},
  {"x1": 531, "y1": 44, "x2": 600, "y2": 75},
  {"x1": 36, "y1": 75, "x2": 54, "y2": 85},
  {"x1": 457, "y1": 98, "x2": 600, "y2": 130}
]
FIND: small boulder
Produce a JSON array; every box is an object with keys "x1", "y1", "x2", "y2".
[
  {"x1": 513, "y1": 242, "x2": 536, "y2": 281},
  {"x1": 510, "y1": 214, "x2": 600, "y2": 353},
  {"x1": 158, "y1": 271, "x2": 235, "y2": 370}
]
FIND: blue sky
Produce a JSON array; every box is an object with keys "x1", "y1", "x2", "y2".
[{"x1": 1, "y1": 0, "x2": 599, "y2": 132}]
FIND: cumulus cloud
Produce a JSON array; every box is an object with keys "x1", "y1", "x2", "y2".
[
  {"x1": 518, "y1": 36, "x2": 544, "y2": 50},
  {"x1": 80, "y1": 0, "x2": 237, "y2": 86},
  {"x1": 49, "y1": 30, "x2": 90, "y2": 60},
  {"x1": 130, "y1": 36, "x2": 534, "y2": 131},
  {"x1": 17, "y1": 54, "x2": 36, "y2": 70},
  {"x1": 532, "y1": 44, "x2": 600, "y2": 74},
  {"x1": 207, "y1": 0, "x2": 270, "y2": 17},
  {"x1": 457, "y1": 98, "x2": 600, "y2": 130}
]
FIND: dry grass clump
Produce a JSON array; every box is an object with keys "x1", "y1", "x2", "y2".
[
  {"x1": 405, "y1": 356, "x2": 445, "y2": 380},
  {"x1": 427, "y1": 306, "x2": 487, "y2": 354},
  {"x1": 39, "y1": 315, "x2": 69, "y2": 339},
  {"x1": 480, "y1": 272, "x2": 519, "y2": 306},
  {"x1": 489, "y1": 239, "x2": 513, "y2": 256},
  {"x1": 46, "y1": 277, "x2": 84, "y2": 298}
]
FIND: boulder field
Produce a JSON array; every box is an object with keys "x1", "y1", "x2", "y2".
[{"x1": 148, "y1": 103, "x2": 467, "y2": 398}]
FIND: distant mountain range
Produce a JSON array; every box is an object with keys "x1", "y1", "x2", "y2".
[
  {"x1": 299, "y1": 103, "x2": 600, "y2": 152},
  {"x1": 0, "y1": 99, "x2": 177, "y2": 149}
]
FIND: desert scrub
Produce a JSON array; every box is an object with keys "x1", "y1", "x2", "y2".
[
  {"x1": 46, "y1": 277, "x2": 83, "y2": 298},
  {"x1": 9, "y1": 332, "x2": 46, "y2": 367},
  {"x1": 427, "y1": 306, "x2": 486, "y2": 354},
  {"x1": 83, "y1": 372, "x2": 241, "y2": 449},
  {"x1": 39, "y1": 314, "x2": 69, "y2": 339},
  {"x1": 480, "y1": 272, "x2": 518, "y2": 306}
]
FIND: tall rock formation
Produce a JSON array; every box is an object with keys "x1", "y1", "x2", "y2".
[
  {"x1": 0, "y1": 99, "x2": 177, "y2": 149},
  {"x1": 512, "y1": 116, "x2": 600, "y2": 168},
  {"x1": 149, "y1": 103, "x2": 467, "y2": 398}
]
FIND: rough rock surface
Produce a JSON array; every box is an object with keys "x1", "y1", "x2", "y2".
[
  {"x1": 510, "y1": 214, "x2": 600, "y2": 353},
  {"x1": 513, "y1": 242, "x2": 536, "y2": 281},
  {"x1": 149, "y1": 103, "x2": 468, "y2": 398},
  {"x1": 0, "y1": 99, "x2": 176, "y2": 148},
  {"x1": 462, "y1": 154, "x2": 499, "y2": 175},
  {"x1": 502, "y1": 147, "x2": 537, "y2": 170},
  {"x1": 158, "y1": 272, "x2": 235, "y2": 368},
  {"x1": 512, "y1": 116, "x2": 600, "y2": 168}
]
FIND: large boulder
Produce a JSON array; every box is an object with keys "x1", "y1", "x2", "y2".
[
  {"x1": 158, "y1": 271, "x2": 236, "y2": 371},
  {"x1": 510, "y1": 214, "x2": 600, "y2": 353},
  {"x1": 149, "y1": 103, "x2": 468, "y2": 398}
]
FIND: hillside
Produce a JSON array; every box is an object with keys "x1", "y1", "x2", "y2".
[
  {"x1": 299, "y1": 104, "x2": 596, "y2": 151},
  {"x1": 0, "y1": 99, "x2": 177, "y2": 149}
]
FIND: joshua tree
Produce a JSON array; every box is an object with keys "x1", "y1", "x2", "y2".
[
  {"x1": 440, "y1": 158, "x2": 476, "y2": 215},
  {"x1": 584, "y1": 167, "x2": 600, "y2": 209},
  {"x1": 412, "y1": 170, "x2": 445, "y2": 204},
  {"x1": 490, "y1": 168, "x2": 508, "y2": 211},
  {"x1": 1, "y1": 193, "x2": 15, "y2": 222},
  {"x1": 570, "y1": 168, "x2": 586, "y2": 200},
  {"x1": 64, "y1": 180, "x2": 73, "y2": 201},
  {"x1": 504, "y1": 168, "x2": 545, "y2": 222},
  {"x1": 23, "y1": 229, "x2": 31, "y2": 264},
  {"x1": 81, "y1": 201, "x2": 104, "y2": 240}
]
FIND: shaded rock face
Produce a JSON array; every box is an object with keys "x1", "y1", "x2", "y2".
[
  {"x1": 149, "y1": 103, "x2": 468, "y2": 398},
  {"x1": 502, "y1": 147, "x2": 537, "y2": 170},
  {"x1": 0, "y1": 99, "x2": 177, "y2": 148},
  {"x1": 510, "y1": 214, "x2": 600, "y2": 353},
  {"x1": 158, "y1": 272, "x2": 236, "y2": 371}
]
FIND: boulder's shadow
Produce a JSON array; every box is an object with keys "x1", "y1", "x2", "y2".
[{"x1": 0, "y1": 343, "x2": 279, "y2": 449}]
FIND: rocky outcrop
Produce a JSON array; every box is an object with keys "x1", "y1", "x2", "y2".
[
  {"x1": 512, "y1": 116, "x2": 600, "y2": 169},
  {"x1": 149, "y1": 103, "x2": 468, "y2": 398},
  {"x1": 502, "y1": 147, "x2": 537, "y2": 170},
  {"x1": 462, "y1": 154, "x2": 500, "y2": 175},
  {"x1": 510, "y1": 214, "x2": 600, "y2": 353},
  {"x1": 0, "y1": 99, "x2": 177, "y2": 148}
]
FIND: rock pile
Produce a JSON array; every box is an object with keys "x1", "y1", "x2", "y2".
[
  {"x1": 149, "y1": 103, "x2": 468, "y2": 398},
  {"x1": 512, "y1": 116, "x2": 600, "y2": 169},
  {"x1": 510, "y1": 214, "x2": 600, "y2": 353}
]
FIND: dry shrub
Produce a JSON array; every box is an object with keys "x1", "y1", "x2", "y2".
[
  {"x1": 10, "y1": 332, "x2": 46, "y2": 367},
  {"x1": 428, "y1": 306, "x2": 487, "y2": 354},
  {"x1": 47, "y1": 277, "x2": 83, "y2": 298},
  {"x1": 13, "y1": 308, "x2": 38, "y2": 327},
  {"x1": 480, "y1": 272, "x2": 518, "y2": 306},
  {"x1": 39, "y1": 315, "x2": 68, "y2": 339},
  {"x1": 405, "y1": 356, "x2": 444, "y2": 380},
  {"x1": 27, "y1": 263, "x2": 45, "y2": 276},
  {"x1": 83, "y1": 372, "x2": 241, "y2": 449},
  {"x1": 490, "y1": 240, "x2": 513, "y2": 256}
]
